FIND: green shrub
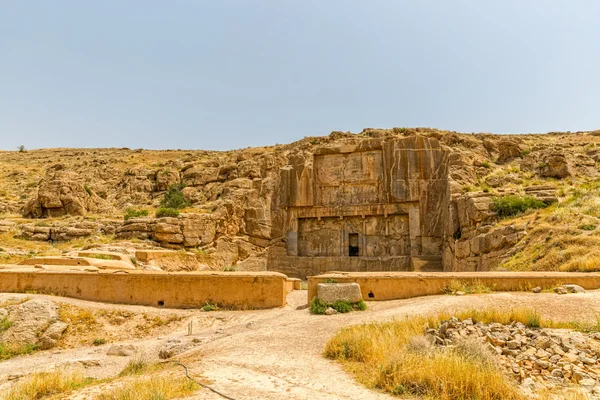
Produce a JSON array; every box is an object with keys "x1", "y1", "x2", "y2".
[
  {"x1": 155, "y1": 208, "x2": 180, "y2": 218},
  {"x1": 491, "y1": 195, "x2": 547, "y2": 217},
  {"x1": 160, "y1": 183, "x2": 190, "y2": 210},
  {"x1": 332, "y1": 301, "x2": 353, "y2": 313},
  {"x1": 355, "y1": 300, "x2": 367, "y2": 311},
  {"x1": 0, "y1": 343, "x2": 38, "y2": 360},
  {"x1": 310, "y1": 298, "x2": 328, "y2": 315},
  {"x1": 480, "y1": 161, "x2": 491, "y2": 169},
  {"x1": 83, "y1": 184, "x2": 93, "y2": 196},
  {"x1": 124, "y1": 208, "x2": 149, "y2": 220},
  {"x1": 310, "y1": 297, "x2": 367, "y2": 314},
  {"x1": 0, "y1": 317, "x2": 12, "y2": 333},
  {"x1": 93, "y1": 338, "x2": 106, "y2": 346},
  {"x1": 202, "y1": 302, "x2": 218, "y2": 312},
  {"x1": 579, "y1": 224, "x2": 597, "y2": 231}
]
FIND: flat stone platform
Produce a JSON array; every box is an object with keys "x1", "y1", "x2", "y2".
[
  {"x1": 0, "y1": 267, "x2": 288, "y2": 309},
  {"x1": 307, "y1": 271, "x2": 600, "y2": 301}
]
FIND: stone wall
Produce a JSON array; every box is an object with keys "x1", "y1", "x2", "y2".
[
  {"x1": 0, "y1": 270, "x2": 288, "y2": 309},
  {"x1": 307, "y1": 271, "x2": 600, "y2": 302}
]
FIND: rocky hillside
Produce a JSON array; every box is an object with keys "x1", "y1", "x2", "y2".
[{"x1": 1, "y1": 127, "x2": 600, "y2": 273}]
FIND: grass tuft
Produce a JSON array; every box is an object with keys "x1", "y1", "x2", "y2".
[
  {"x1": 96, "y1": 376, "x2": 198, "y2": 400},
  {"x1": 123, "y1": 208, "x2": 148, "y2": 220},
  {"x1": 0, "y1": 369, "x2": 93, "y2": 400},
  {"x1": 442, "y1": 279, "x2": 493, "y2": 295},
  {"x1": 0, "y1": 343, "x2": 39, "y2": 361},
  {"x1": 0, "y1": 317, "x2": 13, "y2": 332},
  {"x1": 118, "y1": 356, "x2": 162, "y2": 377}
]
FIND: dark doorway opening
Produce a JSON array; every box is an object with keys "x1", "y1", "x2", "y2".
[{"x1": 349, "y1": 233, "x2": 359, "y2": 257}]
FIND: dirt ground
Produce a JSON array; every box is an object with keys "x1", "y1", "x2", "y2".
[{"x1": 2, "y1": 290, "x2": 600, "y2": 399}]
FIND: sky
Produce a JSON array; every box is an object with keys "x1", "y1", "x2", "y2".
[{"x1": 1, "y1": 1, "x2": 599, "y2": 151}]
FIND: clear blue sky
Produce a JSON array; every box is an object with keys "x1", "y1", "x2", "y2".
[{"x1": 1, "y1": 1, "x2": 599, "y2": 150}]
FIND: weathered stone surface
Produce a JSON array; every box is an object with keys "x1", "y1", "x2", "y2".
[
  {"x1": 158, "y1": 338, "x2": 196, "y2": 359},
  {"x1": 497, "y1": 139, "x2": 523, "y2": 163},
  {"x1": 38, "y1": 321, "x2": 68, "y2": 349},
  {"x1": 317, "y1": 283, "x2": 362, "y2": 304},
  {"x1": 0, "y1": 299, "x2": 59, "y2": 346},
  {"x1": 563, "y1": 284, "x2": 585, "y2": 293},
  {"x1": 23, "y1": 170, "x2": 105, "y2": 218},
  {"x1": 0, "y1": 220, "x2": 16, "y2": 233},
  {"x1": 181, "y1": 214, "x2": 216, "y2": 247},
  {"x1": 539, "y1": 153, "x2": 571, "y2": 179},
  {"x1": 107, "y1": 344, "x2": 137, "y2": 356}
]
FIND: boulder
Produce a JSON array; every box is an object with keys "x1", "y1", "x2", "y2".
[
  {"x1": 497, "y1": 140, "x2": 523, "y2": 163},
  {"x1": 563, "y1": 284, "x2": 585, "y2": 293},
  {"x1": 158, "y1": 338, "x2": 194, "y2": 359},
  {"x1": 23, "y1": 170, "x2": 104, "y2": 218},
  {"x1": 107, "y1": 344, "x2": 137, "y2": 356},
  {"x1": 154, "y1": 170, "x2": 180, "y2": 192},
  {"x1": 0, "y1": 299, "x2": 59, "y2": 346},
  {"x1": 554, "y1": 286, "x2": 568, "y2": 295},
  {"x1": 540, "y1": 154, "x2": 571, "y2": 179},
  {"x1": 317, "y1": 283, "x2": 363, "y2": 304},
  {"x1": 324, "y1": 307, "x2": 337, "y2": 315},
  {"x1": 38, "y1": 321, "x2": 68, "y2": 349}
]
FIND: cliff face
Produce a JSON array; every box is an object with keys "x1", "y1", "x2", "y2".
[{"x1": 1, "y1": 127, "x2": 600, "y2": 275}]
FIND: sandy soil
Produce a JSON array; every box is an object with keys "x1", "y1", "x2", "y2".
[{"x1": 2, "y1": 290, "x2": 600, "y2": 399}]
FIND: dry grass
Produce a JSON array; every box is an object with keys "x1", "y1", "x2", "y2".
[
  {"x1": 56, "y1": 304, "x2": 184, "y2": 347},
  {"x1": 0, "y1": 296, "x2": 30, "y2": 308},
  {"x1": 501, "y1": 181, "x2": 600, "y2": 272},
  {"x1": 324, "y1": 307, "x2": 600, "y2": 399},
  {"x1": 442, "y1": 279, "x2": 493, "y2": 295},
  {"x1": 325, "y1": 310, "x2": 525, "y2": 399},
  {"x1": 0, "y1": 343, "x2": 39, "y2": 361},
  {"x1": 95, "y1": 375, "x2": 198, "y2": 400},
  {"x1": 135, "y1": 314, "x2": 182, "y2": 334},
  {"x1": 58, "y1": 304, "x2": 99, "y2": 333},
  {"x1": 118, "y1": 356, "x2": 164, "y2": 377},
  {"x1": 0, "y1": 369, "x2": 93, "y2": 400}
]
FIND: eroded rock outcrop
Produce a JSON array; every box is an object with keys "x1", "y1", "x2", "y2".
[
  {"x1": 23, "y1": 170, "x2": 105, "y2": 218},
  {"x1": 0, "y1": 298, "x2": 68, "y2": 350}
]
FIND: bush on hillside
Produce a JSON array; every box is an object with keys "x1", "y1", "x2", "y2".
[
  {"x1": 160, "y1": 183, "x2": 190, "y2": 210},
  {"x1": 491, "y1": 195, "x2": 547, "y2": 217},
  {"x1": 155, "y1": 208, "x2": 180, "y2": 218},
  {"x1": 124, "y1": 208, "x2": 149, "y2": 220}
]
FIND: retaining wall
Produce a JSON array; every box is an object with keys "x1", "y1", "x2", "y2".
[
  {"x1": 307, "y1": 271, "x2": 600, "y2": 301},
  {"x1": 0, "y1": 269, "x2": 288, "y2": 309}
]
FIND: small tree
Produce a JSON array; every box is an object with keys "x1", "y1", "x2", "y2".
[
  {"x1": 17, "y1": 145, "x2": 25, "y2": 153},
  {"x1": 160, "y1": 183, "x2": 190, "y2": 209}
]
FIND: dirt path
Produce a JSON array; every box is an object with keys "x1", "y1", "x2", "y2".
[{"x1": 3, "y1": 290, "x2": 600, "y2": 399}]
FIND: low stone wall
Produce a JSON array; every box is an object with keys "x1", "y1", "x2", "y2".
[
  {"x1": 0, "y1": 270, "x2": 288, "y2": 309},
  {"x1": 307, "y1": 271, "x2": 600, "y2": 301}
]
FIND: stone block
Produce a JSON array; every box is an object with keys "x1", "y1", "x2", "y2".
[{"x1": 317, "y1": 283, "x2": 362, "y2": 304}]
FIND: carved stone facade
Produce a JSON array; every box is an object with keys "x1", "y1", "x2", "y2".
[{"x1": 267, "y1": 136, "x2": 450, "y2": 278}]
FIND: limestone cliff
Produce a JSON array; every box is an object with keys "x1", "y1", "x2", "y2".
[{"x1": 1, "y1": 127, "x2": 600, "y2": 276}]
